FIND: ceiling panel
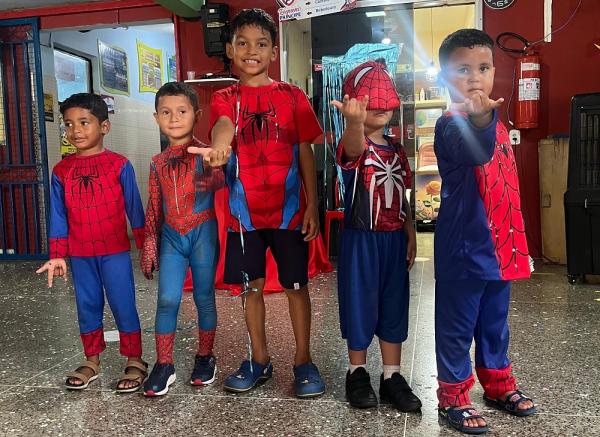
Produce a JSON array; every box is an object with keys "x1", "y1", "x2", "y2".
[{"x1": 0, "y1": 0, "x2": 112, "y2": 12}]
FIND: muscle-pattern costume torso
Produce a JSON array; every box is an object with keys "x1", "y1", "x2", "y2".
[
  {"x1": 49, "y1": 149, "x2": 145, "y2": 358},
  {"x1": 210, "y1": 82, "x2": 322, "y2": 232},
  {"x1": 338, "y1": 136, "x2": 412, "y2": 232}
]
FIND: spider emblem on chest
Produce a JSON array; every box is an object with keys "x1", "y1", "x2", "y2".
[
  {"x1": 240, "y1": 97, "x2": 279, "y2": 145},
  {"x1": 71, "y1": 166, "x2": 103, "y2": 200}
]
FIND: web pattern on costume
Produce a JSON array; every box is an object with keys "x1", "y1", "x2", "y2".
[
  {"x1": 144, "y1": 140, "x2": 221, "y2": 238},
  {"x1": 342, "y1": 61, "x2": 400, "y2": 111},
  {"x1": 230, "y1": 87, "x2": 302, "y2": 231},
  {"x1": 348, "y1": 138, "x2": 411, "y2": 232},
  {"x1": 53, "y1": 151, "x2": 132, "y2": 256},
  {"x1": 473, "y1": 124, "x2": 529, "y2": 279}
]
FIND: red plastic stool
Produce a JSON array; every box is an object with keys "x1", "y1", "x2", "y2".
[{"x1": 324, "y1": 209, "x2": 344, "y2": 257}]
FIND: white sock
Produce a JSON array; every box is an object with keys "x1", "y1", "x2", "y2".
[
  {"x1": 383, "y1": 365, "x2": 401, "y2": 380},
  {"x1": 349, "y1": 363, "x2": 366, "y2": 374}
]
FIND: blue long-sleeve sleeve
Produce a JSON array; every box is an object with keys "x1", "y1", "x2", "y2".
[
  {"x1": 434, "y1": 110, "x2": 498, "y2": 167},
  {"x1": 119, "y1": 160, "x2": 145, "y2": 249},
  {"x1": 49, "y1": 172, "x2": 68, "y2": 258}
]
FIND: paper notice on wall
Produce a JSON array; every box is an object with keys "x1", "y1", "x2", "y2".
[
  {"x1": 518, "y1": 78, "x2": 540, "y2": 101},
  {"x1": 278, "y1": 0, "x2": 357, "y2": 22}
]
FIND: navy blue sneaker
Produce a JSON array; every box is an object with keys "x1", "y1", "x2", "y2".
[
  {"x1": 190, "y1": 355, "x2": 217, "y2": 386},
  {"x1": 293, "y1": 362, "x2": 325, "y2": 398},
  {"x1": 223, "y1": 360, "x2": 273, "y2": 393},
  {"x1": 143, "y1": 362, "x2": 176, "y2": 397}
]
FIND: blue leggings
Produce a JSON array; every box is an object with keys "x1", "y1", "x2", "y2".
[
  {"x1": 70, "y1": 251, "x2": 140, "y2": 334},
  {"x1": 155, "y1": 220, "x2": 219, "y2": 334},
  {"x1": 435, "y1": 279, "x2": 511, "y2": 383}
]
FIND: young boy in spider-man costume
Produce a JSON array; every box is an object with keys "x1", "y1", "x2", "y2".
[
  {"x1": 434, "y1": 29, "x2": 536, "y2": 435},
  {"x1": 192, "y1": 8, "x2": 325, "y2": 397},
  {"x1": 331, "y1": 61, "x2": 422, "y2": 412},
  {"x1": 36, "y1": 93, "x2": 147, "y2": 393},
  {"x1": 141, "y1": 82, "x2": 224, "y2": 396}
]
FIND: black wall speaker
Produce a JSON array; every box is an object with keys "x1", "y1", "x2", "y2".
[{"x1": 200, "y1": 3, "x2": 229, "y2": 57}]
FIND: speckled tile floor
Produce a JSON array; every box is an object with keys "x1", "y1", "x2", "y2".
[{"x1": 1, "y1": 233, "x2": 599, "y2": 436}]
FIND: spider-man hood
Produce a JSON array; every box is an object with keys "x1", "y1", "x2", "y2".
[{"x1": 342, "y1": 61, "x2": 400, "y2": 111}]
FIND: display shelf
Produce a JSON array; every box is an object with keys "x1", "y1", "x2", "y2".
[{"x1": 185, "y1": 77, "x2": 238, "y2": 86}]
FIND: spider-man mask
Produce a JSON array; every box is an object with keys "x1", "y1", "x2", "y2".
[{"x1": 342, "y1": 61, "x2": 400, "y2": 111}]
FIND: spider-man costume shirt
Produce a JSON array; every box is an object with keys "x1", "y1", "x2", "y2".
[
  {"x1": 49, "y1": 150, "x2": 145, "y2": 258},
  {"x1": 210, "y1": 82, "x2": 322, "y2": 231},
  {"x1": 434, "y1": 111, "x2": 530, "y2": 281},
  {"x1": 337, "y1": 136, "x2": 412, "y2": 232}
]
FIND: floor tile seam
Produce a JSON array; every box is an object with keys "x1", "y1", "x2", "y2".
[
  {"x1": 0, "y1": 351, "x2": 83, "y2": 396},
  {"x1": 402, "y1": 260, "x2": 427, "y2": 437}
]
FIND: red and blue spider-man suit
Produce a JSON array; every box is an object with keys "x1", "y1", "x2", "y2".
[
  {"x1": 49, "y1": 149, "x2": 145, "y2": 358},
  {"x1": 209, "y1": 82, "x2": 322, "y2": 232},
  {"x1": 433, "y1": 110, "x2": 531, "y2": 408},
  {"x1": 336, "y1": 60, "x2": 414, "y2": 351},
  {"x1": 141, "y1": 139, "x2": 223, "y2": 364}
]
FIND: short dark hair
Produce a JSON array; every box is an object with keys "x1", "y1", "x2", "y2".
[
  {"x1": 60, "y1": 93, "x2": 108, "y2": 123},
  {"x1": 155, "y1": 82, "x2": 199, "y2": 112},
  {"x1": 439, "y1": 29, "x2": 494, "y2": 69},
  {"x1": 229, "y1": 8, "x2": 277, "y2": 45}
]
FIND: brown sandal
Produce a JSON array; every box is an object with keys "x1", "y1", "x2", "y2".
[
  {"x1": 115, "y1": 359, "x2": 148, "y2": 393},
  {"x1": 65, "y1": 360, "x2": 100, "y2": 390}
]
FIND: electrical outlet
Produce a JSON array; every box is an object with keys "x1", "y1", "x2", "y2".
[{"x1": 509, "y1": 129, "x2": 521, "y2": 145}]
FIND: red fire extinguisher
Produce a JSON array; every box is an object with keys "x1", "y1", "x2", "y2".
[
  {"x1": 514, "y1": 49, "x2": 541, "y2": 129},
  {"x1": 497, "y1": 32, "x2": 541, "y2": 129}
]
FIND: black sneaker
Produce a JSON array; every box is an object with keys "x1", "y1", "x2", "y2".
[
  {"x1": 190, "y1": 355, "x2": 217, "y2": 386},
  {"x1": 379, "y1": 373, "x2": 422, "y2": 412},
  {"x1": 143, "y1": 362, "x2": 176, "y2": 397},
  {"x1": 345, "y1": 367, "x2": 378, "y2": 409}
]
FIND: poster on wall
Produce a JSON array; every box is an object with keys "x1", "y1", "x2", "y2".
[
  {"x1": 278, "y1": 0, "x2": 357, "y2": 21},
  {"x1": 415, "y1": 172, "x2": 441, "y2": 222},
  {"x1": 137, "y1": 40, "x2": 163, "y2": 93},
  {"x1": 101, "y1": 94, "x2": 115, "y2": 114},
  {"x1": 98, "y1": 40, "x2": 129, "y2": 95},
  {"x1": 168, "y1": 54, "x2": 177, "y2": 82},
  {"x1": 59, "y1": 114, "x2": 77, "y2": 158},
  {"x1": 44, "y1": 93, "x2": 54, "y2": 122}
]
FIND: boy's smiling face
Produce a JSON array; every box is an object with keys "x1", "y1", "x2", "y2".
[
  {"x1": 227, "y1": 24, "x2": 277, "y2": 80},
  {"x1": 442, "y1": 45, "x2": 495, "y2": 104}
]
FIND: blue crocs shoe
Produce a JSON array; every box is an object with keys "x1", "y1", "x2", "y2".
[
  {"x1": 143, "y1": 362, "x2": 176, "y2": 397},
  {"x1": 223, "y1": 360, "x2": 273, "y2": 393},
  {"x1": 190, "y1": 355, "x2": 217, "y2": 386},
  {"x1": 293, "y1": 362, "x2": 325, "y2": 398}
]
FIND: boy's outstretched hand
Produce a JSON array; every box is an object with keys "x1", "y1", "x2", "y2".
[
  {"x1": 302, "y1": 204, "x2": 320, "y2": 242},
  {"x1": 451, "y1": 91, "x2": 504, "y2": 128},
  {"x1": 188, "y1": 145, "x2": 232, "y2": 167},
  {"x1": 36, "y1": 258, "x2": 67, "y2": 288},
  {"x1": 331, "y1": 94, "x2": 369, "y2": 125}
]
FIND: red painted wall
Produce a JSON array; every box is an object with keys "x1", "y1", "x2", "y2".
[{"x1": 484, "y1": 0, "x2": 600, "y2": 257}]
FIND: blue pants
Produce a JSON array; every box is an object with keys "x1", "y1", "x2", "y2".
[
  {"x1": 70, "y1": 251, "x2": 140, "y2": 335},
  {"x1": 435, "y1": 279, "x2": 511, "y2": 383},
  {"x1": 155, "y1": 220, "x2": 219, "y2": 334},
  {"x1": 338, "y1": 228, "x2": 410, "y2": 351}
]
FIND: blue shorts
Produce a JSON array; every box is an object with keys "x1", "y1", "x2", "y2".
[{"x1": 337, "y1": 228, "x2": 410, "y2": 350}]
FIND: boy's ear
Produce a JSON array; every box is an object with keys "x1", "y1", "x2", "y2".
[
  {"x1": 101, "y1": 119, "x2": 110, "y2": 135},
  {"x1": 226, "y1": 42, "x2": 233, "y2": 60},
  {"x1": 271, "y1": 45, "x2": 278, "y2": 62},
  {"x1": 153, "y1": 112, "x2": 160, "y2": 124}
]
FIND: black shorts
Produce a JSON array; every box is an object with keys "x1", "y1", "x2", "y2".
[{"x1": 224, "y1": 229, "x2": 309, "y2": 290}]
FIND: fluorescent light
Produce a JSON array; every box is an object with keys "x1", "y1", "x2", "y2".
[
  {"x1": 366, "y1": 11, "x2": 386, "y2": 17},
  {"x1": 382, "y1": 37, "x2": 391, "y2": 44}
]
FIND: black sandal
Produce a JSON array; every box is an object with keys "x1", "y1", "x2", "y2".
[
  {"x1": 484, "y1": 390, "x2": 537, "y2": 417},
  {"x1": 438, "y1": 406, "x2": 489, "y2": 435}
]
